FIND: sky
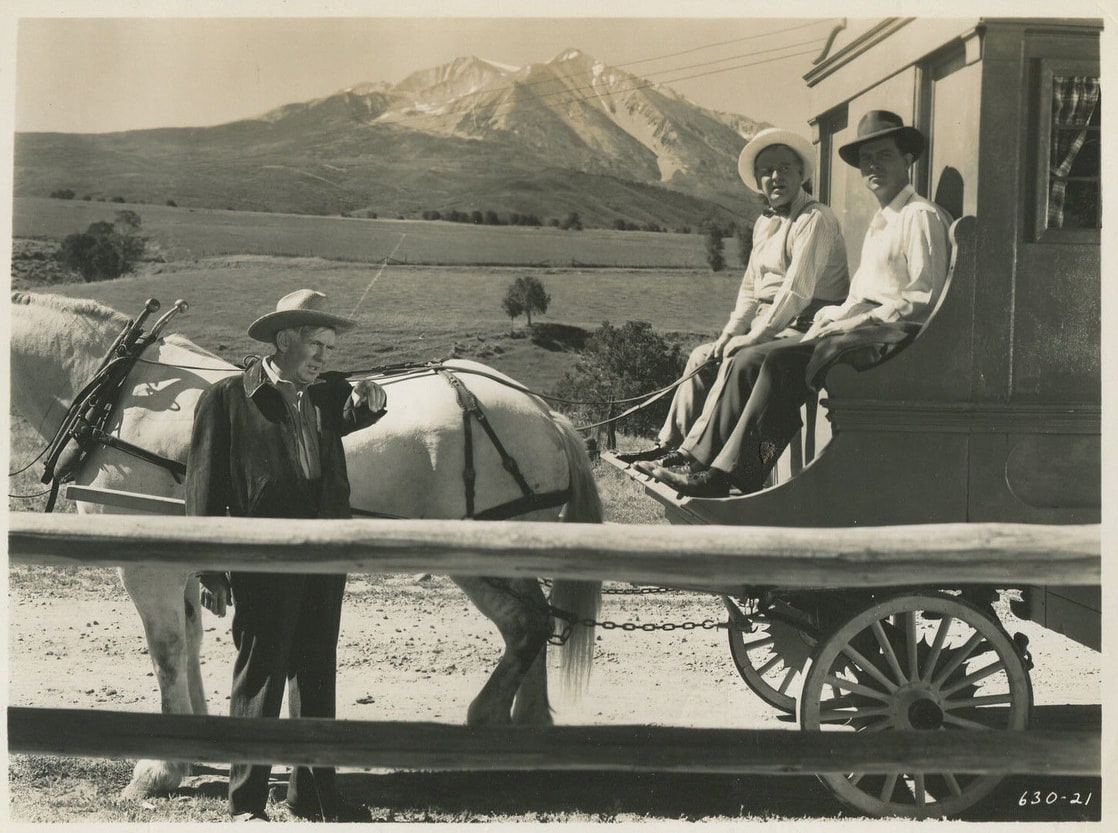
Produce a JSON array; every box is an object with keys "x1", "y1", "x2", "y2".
[
  {"x1": 7, "y1": 0, "x2": 1112, "y2": 136},
  {"x1": 10, "y1": 14, "x2": 838, "y2": 135}
]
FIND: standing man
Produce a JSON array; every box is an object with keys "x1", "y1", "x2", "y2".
[
  {"x1": 618, "y1": 127, "x2": 848, "y2": 464},
  {"x1": 643, "y1": 111, "x2": 952, "y2": 497},
  {"x1": 187, "y1": 289, "x2": 387, "y2": 822}
]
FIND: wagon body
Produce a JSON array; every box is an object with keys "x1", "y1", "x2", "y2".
[{"x1": 605, "y1": 16, "x2": 1102, "y2": 651}]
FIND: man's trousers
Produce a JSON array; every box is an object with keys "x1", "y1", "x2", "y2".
[{"x1": 227, "y1": 571, "x2": 347, "y2": 817}]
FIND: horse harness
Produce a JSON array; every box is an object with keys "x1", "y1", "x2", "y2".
[
  {"x1": 40, "y1": 299, "x2": 570, "y2": 521},
  {"x1": 40, "y1": 299, "x2": 190, "y2": 512},
  {"x1": 434, "y1": 368, "x2": 570, "y2": 521}
]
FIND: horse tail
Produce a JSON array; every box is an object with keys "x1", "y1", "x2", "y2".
[{"x1": 548, "y1": 411, "x2": 602, "y2": 692}]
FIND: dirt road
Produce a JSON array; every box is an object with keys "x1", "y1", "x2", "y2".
[{"x1": 6, "y1": 566, "x2": 1102, "y2": 822}]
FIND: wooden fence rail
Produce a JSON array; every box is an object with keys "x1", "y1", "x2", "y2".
[
  {"x1": 6, "y1": 514, "x2": 1100, "y2": 588},
  {"x1": 7, "y1": 709, "x2": 1099, "y2": 775},
  {"x1": 6, "y1": 513, "x2": 1101, "y2": 785}
]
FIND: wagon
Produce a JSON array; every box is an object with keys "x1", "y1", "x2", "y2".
[{"x1": 601, "y1": 16, "x2": 1101, "y2": 819}]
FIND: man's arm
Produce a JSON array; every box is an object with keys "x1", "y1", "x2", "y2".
[
  {"x1": 745, "y1": 208, "x2": 844, "y2": 344},
  {"x1": 313, "y1": 373, "x2": 387, "y2": 435},
  {"x1": 868, "y1": 205, "x2": 950, "y2": 324},
  {"x1": 185, "y1": 384, "x2": 232, "y2": 517},
  {"x1": 185, "y1": 384, "x2": 234, "y2": 616}
]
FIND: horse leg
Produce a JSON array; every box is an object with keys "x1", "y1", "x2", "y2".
[
  {"x1": 512, "y1": 648, "x2": 553, "y2": 726},
  {"x1": 117, "y1": 565, "x2": 199, "y2": 798},
  {"x1": 184, "y1": 575, "x2": 208, "y2": 716},
  {"x1": 453, "y1": 576, "x2": 551, "y2": 726}
]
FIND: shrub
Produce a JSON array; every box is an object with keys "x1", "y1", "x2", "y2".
[
  {"x1": 553, "y1": 320, "x2": 685, "y2": 437},
  {"x1": 49, "y1": 189, "x2": 75, "y2": 200},
  {"x1": 56, "y1": 211, "x2": 146, "y2": 282},
  {"x1": 110, "y1": 196, "x2": 126, "y2": 203}
]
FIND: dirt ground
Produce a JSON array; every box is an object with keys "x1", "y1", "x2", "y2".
[{"x1": 6, "y1": 565, "x2": 1103, "y2": 822}]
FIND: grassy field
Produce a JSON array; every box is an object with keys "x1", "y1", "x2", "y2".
[
  {"x1": 24, "y1": 257, "x2": 739, "y2": 392},
  {"x1": 13, "y1": 197, "x2": 748, "y2": 270}
]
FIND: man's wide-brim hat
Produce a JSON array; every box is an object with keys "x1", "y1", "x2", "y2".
[
  {"x1": 838, "y1": 110, "x2": 926, "y2": 167},
  {"x1": 248, "y1": 289, "x2": 356, "y2": 342},
  {"x1": 737, "y1": 128, "x2": 816, "y2": 193}
]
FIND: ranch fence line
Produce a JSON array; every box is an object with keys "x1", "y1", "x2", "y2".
[
  {"x1": 7, "y1": 514, "x2": 1099, "y2": 587},
  {"x1": 6, "y1": 513, "x2": 1101, "y2": 778}
]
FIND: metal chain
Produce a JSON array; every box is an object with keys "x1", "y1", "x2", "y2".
[
  {"x1": 541, "y1": 578, "x2": 682, "y2": 596},
  {"x1": 548, "y1": 607, "x2": 726, "y2": 645}
]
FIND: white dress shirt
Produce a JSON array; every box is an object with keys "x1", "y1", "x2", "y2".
[
  {"x1": 817, "y1": 185, "x2": 952, "y2": 326},
  {"x1": 724, "y1": 189, "x2": 850, "y2": 341}
]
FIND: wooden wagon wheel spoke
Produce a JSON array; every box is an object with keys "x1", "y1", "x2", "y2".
[
  {"x1": 799, "y1": 592, "x2": 1033, "y2": 819},
  {"x1": 930, "y1": 631, "x2": 986, "y2": 687},
  {"x1": 870, "y1": 620, "x2": 907, "y2": 685},
  {"x1": 838, "y1": 643, "x2": 899, "y2": 694},
  {"x1": 921, "y1": 616, "x2": 955, "y2": 682},
  {"x1": 822, "y1": 673, "x2": 892, "y2": 703},
  {"x1": 940, "y1": 658, "x2": 1006, "y2": 697},
  {"x1": 726, "y1": 596, "x2": 818, "y2": 715}
]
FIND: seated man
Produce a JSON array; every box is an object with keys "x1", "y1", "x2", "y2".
[
  {"x1": 642, "y1": 111, "x2": 952, "y2": 497},
  {"x1": 618, "y1": 127, "x2": 848, "y2": 463}
]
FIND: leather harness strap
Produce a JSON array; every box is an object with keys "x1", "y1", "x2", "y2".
[{"x1": 436, "y1": 368, "x2": 538, "y2": 519}]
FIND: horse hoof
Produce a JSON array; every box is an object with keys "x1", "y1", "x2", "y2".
[{"x1": 121, "y1": 759, "x2": 189, "y2": 798}]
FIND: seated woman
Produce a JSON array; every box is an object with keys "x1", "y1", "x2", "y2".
[{"x1": 639, "y1": 111, "x2": 952, "y2": 497}]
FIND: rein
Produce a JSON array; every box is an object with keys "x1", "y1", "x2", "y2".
[{"x1": 136, "y1": 356, "x2": 718, "y2": 434}]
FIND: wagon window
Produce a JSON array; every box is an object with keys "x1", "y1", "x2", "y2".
[
  {"x1": 1034, "y1": 59, "x2": 1101, "y2": 243},
  {"x1": 1046, "y1": 75, "x2": 1101, "y2": 231}
]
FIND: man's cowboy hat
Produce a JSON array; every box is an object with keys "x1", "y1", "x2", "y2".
[
  {"x1": 838, "y1": 110, "x2": 926, "y2": 167},
  {"x1": 737, "y1": 128, "x2": 816, "y2": 193},
  {"x1": 248, "y1": 289, "x2": 356, "y2": 342}
]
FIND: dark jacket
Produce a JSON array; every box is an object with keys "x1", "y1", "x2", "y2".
[{"x1": 186, "y1": 358, "x2": 382, "y2": 520}]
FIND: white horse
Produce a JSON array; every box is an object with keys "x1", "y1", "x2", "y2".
[{"x1": 9, "y1": 291, "x2": 603, "y2": 798}]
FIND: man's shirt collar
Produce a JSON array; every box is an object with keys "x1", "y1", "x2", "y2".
[
  {"x1": 880, "y1": 184, "x2": 915, "y2": 219},
  {"x1": 762, "y1": 188, "x2": 810, "y2": 219}
]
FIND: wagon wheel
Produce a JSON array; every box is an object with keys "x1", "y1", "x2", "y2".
[
  {"x1": 725, "y1": 595, "x2": 818, "y2": 714},
  {"x1": 798, "y1": 592, "x2": 1033, "y2": 819}
]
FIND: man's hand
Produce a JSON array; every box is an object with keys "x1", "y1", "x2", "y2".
[
  {"x1": 198, "y1": 572, "x2": 232, "y2": 617},
  {"x1": 350, "y1": 379, "x2": 388, "y2": 414},
  {"x1": 805, "y1": 313, "x2": 873, "y2": 340},
  {"x1": 722, "y1": 334, "x2": 759, "y2": 357},
  {"x1": 710, "y1": 331, "x2": 734, "y2": 360}
]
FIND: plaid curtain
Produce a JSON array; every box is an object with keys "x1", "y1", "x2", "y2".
[{"x1": 1048, "y1": 75, "x2": 1101, "y2": 228}]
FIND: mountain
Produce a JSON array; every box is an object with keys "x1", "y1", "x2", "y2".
[{"x1": 14, "y1": 48, "x2": 768, "y2": 230}]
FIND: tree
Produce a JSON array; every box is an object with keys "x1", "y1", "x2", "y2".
[
  {"x1": 703, "y1": 222, "x2": 726, "y2": 272},
  {"x1": 736, "y1": 222, "x2": 754, "y2": 269},
  {"x1": 554, "y1": 321, "x2": 685, "y2": 437},
  {"x1": 49, "y1": 188, "x2": 75, "y2": 200},
  {"x1": 501, "y1": 275, "x2": 551, "y2": 328},
  {"x1": 560, "y1": 211, "x2": 582, "y2": 231},
  {"x1": 56, "y1": 212, "x2": 146, "y2": 282}
]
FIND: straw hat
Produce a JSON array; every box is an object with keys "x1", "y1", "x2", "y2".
[
  {"x1": 247, "y1": 289, "x2": 356, "y2": 342},
  {"x1": 737, "y1": 128, "x2": 816, "y2": 193}
]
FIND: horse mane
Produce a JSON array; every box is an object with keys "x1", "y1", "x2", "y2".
[{"x1": 10, "y1": 291, "x2": 130, "y2": 329}]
